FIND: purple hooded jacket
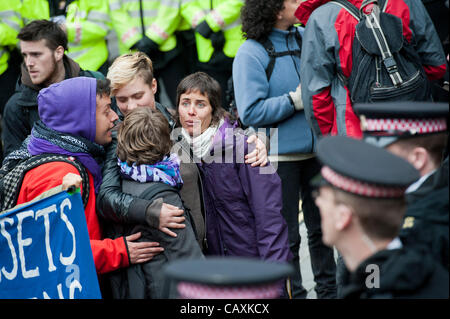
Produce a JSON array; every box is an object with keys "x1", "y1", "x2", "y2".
[
  {"x1": 28, "y1": 77, "x2": 104, "y2": 192},
  {"x1": 198, "y1": 119, "x2": 291, "y2": 263}
]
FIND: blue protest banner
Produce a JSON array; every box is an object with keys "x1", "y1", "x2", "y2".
[{"x1": 0, "y1": 190, "x2": 101, "y2": 299}]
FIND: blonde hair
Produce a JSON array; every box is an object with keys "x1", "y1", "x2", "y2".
[{"x1": 107, "y1": 52, "x2": 154, "y2": 96}]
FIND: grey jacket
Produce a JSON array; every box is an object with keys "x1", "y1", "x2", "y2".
[{"x1": 106, "y1": 179, "x2": 204, "y2": 299}]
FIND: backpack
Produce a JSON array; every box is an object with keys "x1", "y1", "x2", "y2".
[
  {"x1": 332, "y1": 0, "x2": 432, "y2": 103},
  {"x1": 225, "y1": 30, "x2": 303, "y2": 124},
  {"x1": 0, "y1": 154, "x2": 90, "y2": 212}
]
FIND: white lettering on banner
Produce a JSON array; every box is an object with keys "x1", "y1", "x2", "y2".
[
  {"x1": 40, "y1": 282, "x2": 82, "y2": 299},
  {"x1": 59, "y1": 198, "x2": 76, "y2": 265},
  {"x1": 17, "y1": 210, "x2": 40, "y2": 279},
  {"x1": 0, "y1": 217, "x2": 18, "y2": 281},
  {"x1": 35, "y1": 205, "x2": 58, "y2": 272},
  {"x1": 0, "y1": 200, "x2": 77, "y2": 282},
  {"x1": 42, "y1": 284, "x2": 64, "y2": 299},
  {"x1": 0, "y1": 193, "x2": 100, "y2": 299}
]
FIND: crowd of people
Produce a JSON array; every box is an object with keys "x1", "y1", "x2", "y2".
[{"x1": 0, "y1": 0, "x2": 448, "y2": 299}]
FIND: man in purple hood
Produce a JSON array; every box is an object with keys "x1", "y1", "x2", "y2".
[{"x1": 7, "y1": 77, "x2": 164, "y2": 282}]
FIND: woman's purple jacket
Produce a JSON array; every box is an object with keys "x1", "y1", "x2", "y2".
[{"x1": 196, "y1": 119, "x2": 292, "y2": 263}]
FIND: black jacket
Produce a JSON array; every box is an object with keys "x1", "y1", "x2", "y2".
[
  {"x1": 1, "y1": 56, "x2": 103, "y2": 157},
  {"x1": 400, "y1": 158, "x2": 449, "y2": 269},
  {"x1": 341, "y1": 246, "x2": 449, "y2": 299}
]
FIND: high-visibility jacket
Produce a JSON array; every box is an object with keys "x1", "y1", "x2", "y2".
[
  {"x1": 65, "y1": 0, "x2": 111, "y2": 71},
  {"x1": 109, "y1": 0, "x2": 180, "y2": 54},
  {"x1": 180, "y1": 0, "x2": 245, "y2": 63},
  {"x1": 0, "y1": 1, "x2": 23, "y2": 75},
  {"x1": 20, "y1": 0, "x2": 49, "y2": 23}
]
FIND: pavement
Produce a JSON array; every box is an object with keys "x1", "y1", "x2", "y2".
[
  {"x1": 299, "y1": 219, "x2": 318, "y2": 299},
  {"x1": 298, "y1": 211, "x2": 339, "y2": 299}
]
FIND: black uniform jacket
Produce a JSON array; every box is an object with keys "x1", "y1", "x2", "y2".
[
  {"x1": 400, "y1": 158, "x2": 449, "y2": 269},
  {"x1": 341, "y1": 246, "x2": 449, "y2": 299}
]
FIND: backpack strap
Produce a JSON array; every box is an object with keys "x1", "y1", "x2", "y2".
[
  {"x1": 332, "y1": 0, "x2": 402, "y2": 86},
  {"x1": 260, "y1": 36, "x2": 302, "y2": 82},
  {"x1": 1, "y1": 154, "x2": 90, "y2": 212},
  {"x1": 261, "y1": 38, "x2": 278, "y2": 81},
  {"x1": 332, "y1": 0, "x2": 361, "y2": 20},
  {"x1": 363, "y1": 1, "x2": 403, "y2": 86},
  {"x1": 331, "y1": 0, "x2": 387, "y2": 19}
]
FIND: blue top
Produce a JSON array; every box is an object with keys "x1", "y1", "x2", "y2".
[{"x1": 232, "y1": 26, "x2": 315, "y2": 155}]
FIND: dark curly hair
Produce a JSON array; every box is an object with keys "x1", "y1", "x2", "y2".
[{"x1": 241, "y1": 0, "x2": 285, "y2": 42}]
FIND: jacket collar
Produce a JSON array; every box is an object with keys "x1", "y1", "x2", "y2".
[{"x1": 342, "y1": 246, "x2": 435, "y2": 298}]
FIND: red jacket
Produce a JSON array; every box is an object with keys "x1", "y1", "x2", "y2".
[
  {"x1": 296, "y1": 0, "x2": 447, "y2": 138},
  {"x1": 17, "y1": 162, "x2": 129, "y2": 274}
]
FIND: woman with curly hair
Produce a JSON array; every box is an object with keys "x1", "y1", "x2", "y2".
[{"x1": 232, "y1": 0, "x2": 337, "y2": 299}]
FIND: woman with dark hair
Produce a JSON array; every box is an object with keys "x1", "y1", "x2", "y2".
[
  {"x1": 174, "y1": 72, "x2": 291, "y2": 268},
  {"x1": 232, "y1": 0, "x2": 337, "y2": 299}
]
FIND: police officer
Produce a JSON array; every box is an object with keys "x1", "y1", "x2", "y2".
[
  {"x1": 180, "y1": 0, "x2": 245, "y2": 109},
  {"x1": 62, "y1": 0, "x2": 111, "y2": 74},
  {"x1": 109, "y1": 0, "x2": 186, "y2": 107},
  {"x1": 313, "y1": 135, "x2": 449, "y2": 298},
  {"x1": 354, "y1": 101, "x2": 449, "y2": 270}
]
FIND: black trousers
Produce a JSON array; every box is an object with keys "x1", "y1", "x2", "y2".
[
  {"x1": 154, "y1": 52, "x2": 190, "y2": 108},
  {"x1": 195, "y1": 51, "x2": 234, "y2": 111},
  {"x1": 154, "y1": 30, "x2": 199, "y2": 109},
  {"x1": 0, "y1": 52, "x2": 21, "y2": 116},
  {"x1": 277, "y1": 158, "x2": 337, "y2": 299}
]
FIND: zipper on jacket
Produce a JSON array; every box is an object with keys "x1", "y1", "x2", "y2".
[
  {"x1": 199, "y1": 164, "x2": 229, "y2": 255},
  {"x1": 197, "y1": 168, "x2": 208, "y2": 251}
]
